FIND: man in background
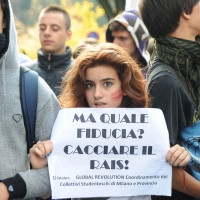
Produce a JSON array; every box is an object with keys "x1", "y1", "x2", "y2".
[
  {"x1": 106, "y1": 9, "x2": 150, "y2": 78},
  {"x1": 23, "y1": 4, "x2": 73, "y2": 96}
]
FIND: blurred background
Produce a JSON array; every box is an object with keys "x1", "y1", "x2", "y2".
[{"x1": 11, "y1": 0, "x2": 139, "y2": 59}]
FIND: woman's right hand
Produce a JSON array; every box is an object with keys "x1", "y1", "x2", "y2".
[{"x1": 30, "y1": 140, "x2": 53, "y2": 170}]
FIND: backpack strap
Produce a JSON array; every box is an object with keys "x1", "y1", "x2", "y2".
[
  {"x1": 20, "y1": 66, "x2": 38, "y2": 153},
  {"x1": 147, "y1": 58, "x2": 197, "y2": 108}
]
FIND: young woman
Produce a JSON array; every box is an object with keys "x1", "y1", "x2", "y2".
[{"x1": 30, "y1": 43, "x2": 190, "y2": 200}]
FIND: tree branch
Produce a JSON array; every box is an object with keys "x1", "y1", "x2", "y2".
[
  {"x1": 115, "y1": 0, "x2": 125, "y2": 14},
  {"x1": 98, "y1": 0, "x2": 115, "y2": 20}
]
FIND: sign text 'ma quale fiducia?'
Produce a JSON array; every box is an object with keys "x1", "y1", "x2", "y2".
[{"x1": 63, "y1": 113, "x2": 156, "y2": 170}]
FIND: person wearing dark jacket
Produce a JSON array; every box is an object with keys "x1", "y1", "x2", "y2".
[
  {"x1": 22, "y1": 4, "x2": 73, "y2": 96},
  {"x1": 139, "y1": 0, "x2": 200, "y2": 199}
]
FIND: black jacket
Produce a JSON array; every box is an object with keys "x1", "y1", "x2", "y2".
[
  {"x1": 149, "y1": 65, "x2": 197, "y2": 200},
  {"x1": 22, "y1": 46, "x2": 73, "y2": 96}
]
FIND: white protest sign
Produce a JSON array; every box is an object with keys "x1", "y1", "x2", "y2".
[{"x1": 48, "y1": 108, "x2": 172, "y2": 199}]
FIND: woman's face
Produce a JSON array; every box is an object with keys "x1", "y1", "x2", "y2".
[{"x1": 85, "y1": 65, "x2": 125, "y2": 108}]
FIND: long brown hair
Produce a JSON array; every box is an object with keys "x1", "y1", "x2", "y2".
[{"x1": 59, "y1": 43, "x2": 149, "y2": 108}]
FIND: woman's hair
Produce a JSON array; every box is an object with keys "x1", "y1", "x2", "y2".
[{"x1": 59, "y1": 43, "x2": 149, "y2": 108}]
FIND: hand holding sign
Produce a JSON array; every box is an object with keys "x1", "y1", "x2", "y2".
[{"x1": 30, "y1": 140, "x2": 52, "y2": 169}]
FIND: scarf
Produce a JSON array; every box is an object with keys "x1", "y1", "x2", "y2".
[{"x1": 153, "y1": 35, "x2": 200, "y2": 120}]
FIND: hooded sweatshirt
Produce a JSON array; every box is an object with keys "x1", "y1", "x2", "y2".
[
  {"x1": 106, "y1": 9, "x2": 150, "y2": 67},
  {"x1": 0, "y1": 1, "x2": 61, "y2": 199}
]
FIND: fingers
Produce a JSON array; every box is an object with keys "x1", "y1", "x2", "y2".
[
  {"x1": 166, "y1": 144, "x2": 191, "y2": 167},
  {"x1": 30, "y1": 140, "x2": 53, "y2": 158},
  {"x1": 174, "y1": 153, "x2": 190, "y2": 167}
]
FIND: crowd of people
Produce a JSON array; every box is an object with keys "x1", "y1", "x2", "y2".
[{"x1": 0, "y1": 0, "x2": 199, "y2": 200}]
